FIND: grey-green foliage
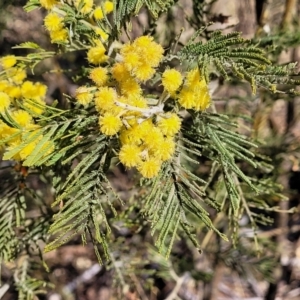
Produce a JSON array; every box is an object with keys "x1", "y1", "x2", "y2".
[
  {"x1": 2, "y1": 0, "x2": 300, "y2": 298},
  {"x1": 179, "y1": 30, "x2": 300, "y2": 94},
  {"x1": 113, "y1": 0, "x2": 176, "y2": 29},
  {"x1": 0, "y1": 165, "x2": 51, "y2": 298}
]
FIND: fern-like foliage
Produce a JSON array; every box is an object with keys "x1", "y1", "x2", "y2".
[
  {"x1": 0, "y1": 180, "x2": 22, "y2": 262},
  {"x1": 142, "y1": 162, "x2": 227, "y2": 258},
  {"x1": 113, "y1": 0, "x2": 175, "y2": 30},
  {"x1": 179, "y1": 31, "x2": 300, "y2": 94},
  {"x1": 44, "y1": 135, "x2": 116, "y2": 263},
  {"x1": 142, "y1": 110, "x2": 287, "y2": 254}
]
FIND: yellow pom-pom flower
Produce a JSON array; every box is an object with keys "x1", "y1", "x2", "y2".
[
  {"x1": 143, "y1": 127, "x2": 164, "y2": 151},
  {"x1": 44, "y1": 12, "x2": 64, "y2": 31},
  {"x1": 162, "y1": 69, "x2": 182, "y2": 94},
  {"x1": 194, "y1": 87, "x2": 211, "y2": 111},
  {"x1": 7, "y1": 68, "x2": 27, "y2": 84},
  {"x1": 11, "y1": 110, "x2": 33, "y2": 128},
  {"x1": 0, "y1": 80, "x2": 9, "y2": 92},
  {"x1": 177, "y1": 86, "x2": 196, "y2": 109},
  {"x1": 111, "y1": 63, "x2": 130, "y2": 82},
  {"x1": 40, "y1": 0, "x2": 58, "y2": 9},
  {"x1": 119, "y1": 144, "x2": 142, "y2": 167},
  {"x1": 93, "y1": 6, "x2": 104, "y2": 19},
  {"x1": 93, "y1": 1, "x2": 113, "y2": 19},
  {"x1": 104, "y1": 1, "x2": 114, "y2": 13},
  {"x1": 122, "y1": 51, "x2": 140, "y2": 72},
  {"x1": 142, "y1": 44, "x2": 164, "y2": 68},
  {"x1": 50, "y1": 28, "x2": 68, "y2": 43},
  {"x1": 186, "y1": 68, "x2": 202, "y2": 86},
  {"x1": 138, "y1": 158, "x2": 161, "y2": 178},
  {"x1": 133, "y1": 36, "x2": 153, "y2": 49},
  {"x1": 134, "y1": 63, "x2": 155, "y2": 82},
  {"x1": 99, "y1": 113, "x2": 122, "y2": 136},
  {"x1": 129, "y1": 95, "x2": 148, "y2": 109},
  {"x1": 75, "y1": 86, "x2": 94, "y2": 106},
  {"x1": 152, "y1": 137, "x2": 175, "y2": 161},
  {"x1": 89, "y1": 67, "x2": 108, "y2": 86},
  {"x1": 94, "y1": 87, "x2": 116, "y2": 112},
  {"x1": 34, "y1": 82, "x2": 47, "y2": 98},
  {"x1": 119, "y1": 122, "x2": 147, "y2": 146},
  {"x1": 87, "y1": 41, "x2": 108, "y2": 65},
  {"x1": 119, "y1": 78, "x2": 142, "y2": 97},
  {"x1": 95, "y1": 28, "x2": 108, "y2": 41},
  {"x1": 1, "y1": 55, "x2": 17, "y2": 69},
  {"x1": 0, "y1": 92, "x2": 10, "y2": 112},
  {"x1": 76, "y1": 0, "x2": 94, "y2": 14},
  {"x1": 21, "y1": 81, "x2": 37, "y2": 99},
  {"x1": 132, "y1": 36, "x2": 164, "y2": 67},
  {"x1": 157, "y1": 113, "x2": 181, "y2": 136},
  {"x1": 6, "y1": 85, "x2": 21, "y2": 99}
]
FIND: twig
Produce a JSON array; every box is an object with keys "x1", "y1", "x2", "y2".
[
  {"x1": 164, "y1": 272, "x2": 188, "y2": 300},
  {"x1": 63, "y1": 263, "x2": 102, "y2": 294}
]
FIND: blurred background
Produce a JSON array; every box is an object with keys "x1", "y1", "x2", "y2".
[{"x1": 1, "y1": 0, "x2": 300, "y2": 299}]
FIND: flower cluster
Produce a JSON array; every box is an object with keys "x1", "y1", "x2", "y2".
[
  {"x1": 2, "y1": 0, "x2": 211, "y2": 178},
  {"x1": 177, "y1": 68, "x2": 211, "y2": 110},
  {"x1": 0, "y1": 57, "x2": 54, "y2": 161},
  {"x1": 42, "y1": 0, "x2": 113, "y2": 44},
  {"x1": 73, "y1": 35, "x2": 211, "y2": 178}
]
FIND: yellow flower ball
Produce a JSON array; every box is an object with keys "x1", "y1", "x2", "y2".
[
  {"x1": 22, "y1": 81, "x2": 38, "y2": 99},
  {"x1": 157, "y1": 113, "x2": 181, "y2": 136},
  {"x1": 123, "y1": 52, "x2": 140, "y2": 72},
  {"x1": 76, "y1": 0, "x2": 94, "y2": 14},
  {"x1": 94, "y1": 87, "x2": 116, "y2": 112},
  {"x1": 7, "y1": 68, "x2": 27, "y2": 85},
  {"x1": 177, "y1": 86, "x2": 196, "y2": 109},
  {"x1": 133, "y1": 36, "x2": 153, "y2": 49},
  {"x1": 0, "y1": 92, "x2": 10, "y2": 112},
  {"x1": 138, "y1": 158, "x2": 161, "y2": 178},
  {"x1": 194, "y1": 87, "x2": 211, "y2": 111},
  {"x1": 87, "y1": 42, "x2": 108, "y2": 65},
  {"x1": 89, "y1": 67, "x2": 108, "y2": 86},
  {"x1": 104, "y1": 1, "x2": 113, "y2": 13},
  {"x1": 111, "y1": 63, "x2": 130, "y2": 82},
  {"x1": 162, "y1": 69, "x2": 182, "y2": 94},
  {"x1": 99, "y1": 113, "x2": 122, "y2": 136},
  {"x1": 44, "y1": 12, "x2": 64, "y2": 32},
  {"x1": 134, "y1": 63, "x2": 155, "y2": 82},
  {"x1": 0, "y1": 122, "x2": 20, "y2": 146},
  {"x1": 6, "y1": 85, "x2": 21, "y2": 99},
  {"x1": 95, "y1": 28, "x2": 108, "y2": 41},
  {"x1": 39, "y1": 0, "x2": 58, "y2": 9},
  {"x1": 142, "y1": 126, "x2": 164, "y2": 151},
  {"x1": 75, "y1": 86, "x2": 94, "y2": 106},
  {"x1": 119, "y1": 144, "x2": 142, "y2": 167},
  {"x1": 11, "y1": 110, "x2": 33, "y2": 128},
  {"x1": 35, "y1": 82, "x2": 47, "y2": 98},
  {"x1": 93, "y1": 6, "x2": 104, "y2": 20},
  {"x1": 50, "y1": 28, "x2": 68, "y2": 43},
  {"x1": 0, "y1": 80, "x2": 9, "y2": 92},
  {"x1": 1, "y1": 55, "x2": 17, "y2": 69},
  {"x1": 186, "y1": 68, "x2": 202, "y2": 86},
  {"x1": 119, "y1": 78, "x2": 142, "y2": 97},
  {"x1": 152, "y1": 137, "x2": 175, "y2": 161},
  {"x1": 93, "y1": 1, "x2": 113, "y2": 19},
  {"x1": 141, "y1": 43, "x2": 164, "y2": 68}
]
